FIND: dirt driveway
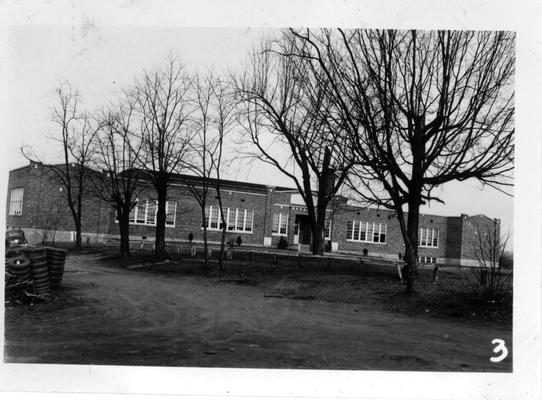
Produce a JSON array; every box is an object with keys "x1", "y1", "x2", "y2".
[{"x1": 4, "y1": 253, "x2": 512, "y2": 371}]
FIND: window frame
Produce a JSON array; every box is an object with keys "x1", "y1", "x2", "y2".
[
  {"x1": 204, "y1": 206, "x2": 254, "y2": 234},
  {"x1": 346, "y1": 220, "x2": 387, "y2": 244},
  {"x1": 418, "y1": 227, "x2": 439, "y2": 249},
  {"x1": 271, "y1": 211, "x2": 289, "y2": 236},
  {"x1": 125, "y1": 198, "x2": 176, "y2": 228},
  {"x1": 8, "y1": 187, "x2": 24, "y2": 216}
]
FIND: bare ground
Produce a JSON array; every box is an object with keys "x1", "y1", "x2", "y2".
[{"x1": 4, "y1": 253, "x2": 512, "y2": 371}]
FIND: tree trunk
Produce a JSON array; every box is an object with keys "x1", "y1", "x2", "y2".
[
  {"x1": 74, "y1": 219, "x2": 82, "y2": 250},
  {"x1": 404, "y1": 199, "x2": 421, "y2": 294},
  {"x1": 201, "y1": 206, "x2": 209, "y2": 269},
  {"x1": 118, "y1": 211, "x2": 131, "y2": 258},
  {"x1": 219, "y1": 225, "x2": 226, "y2": 272},
  {"x1": 311, "y1": 225, "x2": 324, "y2": 255},
  {"x1": 155, "y1": 187, "x2": 167, "y2": 259}
]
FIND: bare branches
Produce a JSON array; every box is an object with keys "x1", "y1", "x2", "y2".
[
  {"x1": 21, "y1": 81, "x2": 102, "y2": 249},
  {"x1": 279, "y1": 28, "x2": 514, "y2": 290},
  {"x1": 127, "y1": 55, "x2": 196, "y2": 257},
  {"x1": 130, "y1": 55, "x2": 195, "y2": 184},
  {"x1": 235, "y1": 35, "x2": 356, "y2": 254}
]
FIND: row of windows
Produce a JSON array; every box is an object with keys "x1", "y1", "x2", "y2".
[
  {"x1": 418, "y1": 256, "x2": 437, "y2": 264},
  {"x1": 8, "y1": 184, "x2": 441, "y2": 249},
  {"x1": 418, "y1": 227, "x2": 439, "y2": 248},
  {"x1": 347, "y1": 221, "x2": 387, "y2": 244},
  {"x1": 9, "y1": 188, "x2": 24, "y2": 216},
  {"x1": 346, "y1": 221, "x2": 440, "y2": 247},
  {"x1": 204, "y1": 205, "x2": 254, "y2": 233},
  {"x1": 128, "y1": 199, "x2": 177, "y2": 227}
]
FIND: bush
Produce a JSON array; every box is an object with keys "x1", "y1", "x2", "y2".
[
  {"x1": 460, "y1": 222, "x2": 512, "y2": 301},
  {"x1": 277, "y1": 236, "x2": 289, "y2": 250},
  {"x1": 500, "y1": 251, "x2": 513, "y2": 270}
]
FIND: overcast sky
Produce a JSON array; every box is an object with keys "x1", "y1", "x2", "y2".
[{"x1": 4, "y1": 25, "x2": 514, "y2": 239}]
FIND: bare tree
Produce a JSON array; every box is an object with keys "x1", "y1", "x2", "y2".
[
  {"x1": 23, "y1": 82, "x2": 101, "y2": 250},
  {"x1": 285, "y1": 29, "x2": 514, "y2": 292},
  {"x1": 212, "y1": 77, "x2": 238, "y2": 271},
  {"x1": 90, "y1": 96, "x2": 148, "y2": 257},
  {"x1": 184, "y1": 73, "x2": 236, "y2": 270},
  {"x1": 184, "y1": 73, "x2": 216, "y2": 269},
  {"x1": 236, "y1": 38, "x2": 354, "y2": 255},
  {"x1": 130, "y1": 56, "x2": 194, "y2": 259},
  {"x1": 461, "y1": 219, "x2": 512, "y2": 301}
]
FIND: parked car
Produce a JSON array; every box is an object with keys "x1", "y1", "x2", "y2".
[{"x1": 5, "y1": 229, "x2": 28, "y2": 248}]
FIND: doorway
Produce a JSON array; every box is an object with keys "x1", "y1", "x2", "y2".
[{"x1": 293, "y1": 215, "x2": 311, "y2": 245}]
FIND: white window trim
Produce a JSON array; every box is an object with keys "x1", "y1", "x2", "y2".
[
  {"x1": 418, "y1": 256, "x2": 438, "y2": 264},
  {"x1": 125, "y1": 198, "x2": 176, "y2": 228},
  {"x1": 324, "y1": 218, "x2": 332, "y2": 240},
  {"x1": 271, "y1": 212, "x2": 288, "y2": 236},
  {"x1": 204, "y1": 206, "x2": 254, "y2": 234},
  {"x1": 165, "y1": 201, "x2": 177, "y2": 227},
  {"x1": 8, "y1": 187, "x2": 24, "y2": 216},
  {"x1": 346, "y1": 220, "x2": 387, "y2": 245},
  {"x1": 418, "y1": 227, "x2": 439, "y2": 248}
]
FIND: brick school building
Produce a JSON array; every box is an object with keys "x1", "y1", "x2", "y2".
[{"x1": 6, "y1": 162, "x2": 500, "y2": 267}]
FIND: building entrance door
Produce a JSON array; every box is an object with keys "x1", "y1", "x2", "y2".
[{"x1": 296, "y1": 215, "x2": 312, "y2": 245}]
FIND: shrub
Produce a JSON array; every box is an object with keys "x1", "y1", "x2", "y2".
[
  {"x1": 460, "y1": 222, "x2": 512, "y2": 301},
  {"x1": 500, "y1": 251, "x2": 513, "y2": 270},
  {"x1": 277, "y1": 236, "x2": 289, "y2": 249}
]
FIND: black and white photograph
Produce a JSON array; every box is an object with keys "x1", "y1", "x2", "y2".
[{"x1": 1, "y1": 1, "x2": 540, "y2": 400}]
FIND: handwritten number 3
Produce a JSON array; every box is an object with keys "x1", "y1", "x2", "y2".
[{"x1": 490, "y1": 339, "x2": 508, "y2": 363}]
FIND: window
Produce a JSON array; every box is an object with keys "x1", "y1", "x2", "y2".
[
  {"x1": 135, "y1": 200, "x2": 147, "y2": 224},
  {"x1": 165, "y1": 201, "x2": 177, "y2": 227},
  {"x1": 346, "y1": 221, "x2": 353, "y2": 240},
  {"x1": 418, "y1": 256, "x2": 437, "y2": 264},
  {"x1": 418, "y1": 227, "x2": 439, "y2": 248},
  {"x1": 210, "y1": 206, "x2": 219, "y2": 229},
  {"x1": 128, "y1": 199, "x2": 176, "y2": 227},
  {"x1": 244, "y1": 209, "x2": 253, "y2": 232},
  {"x1": 146, "y1": 201, "x2": 157, "y2": 225},
  {"x1": 324, "y1": 217, "x2": 332, "y2": 239},
  {"x1": 346, "y1": 220, "x2": 387, "y2": 244},
  {"x1": 272, "y1": 212, "x2": 288, "y2": 235},
  {"x1": 8, "y1": 188, "x2": 24, "y2": 216},
  {"x1": 204, "y1": 206, "x2": 254, "y2": 233},
  {"x1": 228, "y1": 208, "x2": 237, "y2": 231}
]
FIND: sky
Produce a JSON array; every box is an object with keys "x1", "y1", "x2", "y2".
[{"x1": 4, "y1": 25, "x2": 514, "y2": 241}]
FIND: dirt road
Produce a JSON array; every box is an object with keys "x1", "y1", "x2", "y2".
[{"x1": 4, "y1": 254, "x2": 512, "y2": 371}]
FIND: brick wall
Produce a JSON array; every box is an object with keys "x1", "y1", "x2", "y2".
[
  {"x1": 444, "y1": 216, "x2": 464, "y2": 261},
  {"x1": 7, "y1": 163, "x2": 499, "y2": 266},
  {"x1": 331, "y1": 206, "x2": 402, "y2": 258},
  {"x1": 331, "y1": 206, "x2": 450, "y2": 262},
  {"x1": 119, "y1": 182, "x2": 271, "y2": 246},
  {"x1": 7, "y1": 162, "x2": 113, "y2": 243}
]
